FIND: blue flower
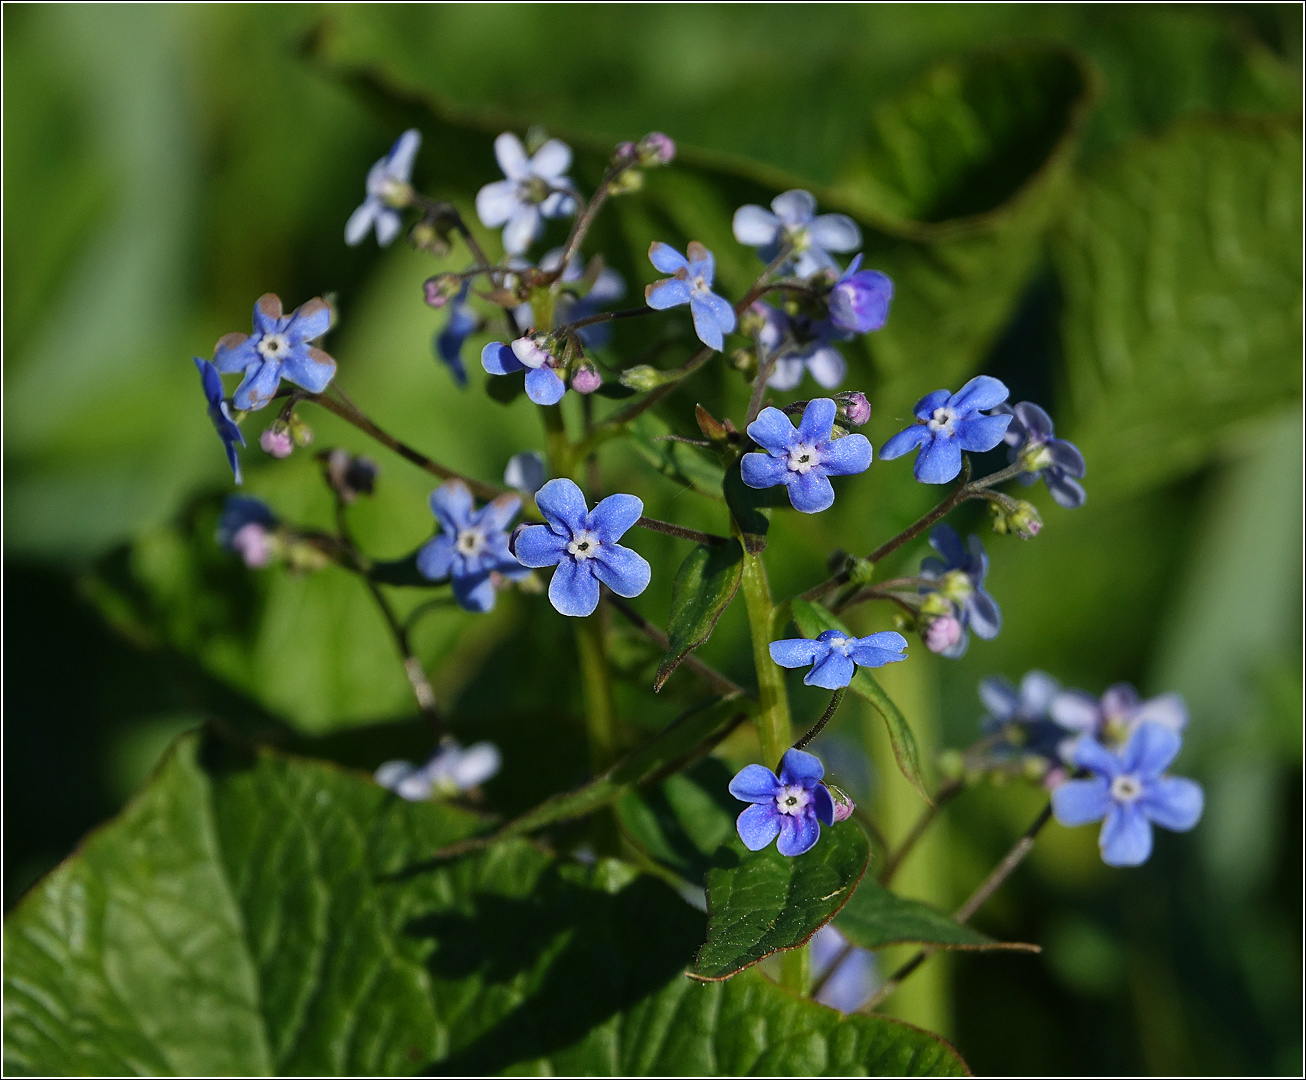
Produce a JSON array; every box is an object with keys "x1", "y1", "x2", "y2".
[
  {"x1": 645, "y1": 241, "x2": 737, "y2": 351},
  {"x1": 194, "y1": 357, "x2": 245, "y2": 483},
  {"x1": 728, "y1": 748, "x2": 837, "y2": 857},
  {"x1": 345, "y1": 128, "x2": 420, "y2": 247},
  {"x1": 417, "y1": 480, "x2": 527, "y2": 613},
  {"x1": 918, "y1": 525, "x2": 1001, "y2": 658},
  {"x1": 434, "y1": 280, "x2": 479, "y2": 387},
  {"x1": 993, "y1": 401, "x2": 1087, "y2": 509},
  {"x1": 216, "y1": 495, "x2": 277, "y2": 568},
  {"x1": 481, "y1": 334, "x2": 567, "y2": 405},
  {"x1": 770, "y1": 628, "x2": 908, "y2": 689},
  {"x1": 741, "y1": 397, "x2": 873, "y2": 513},
  {"x1": 375, "y1": 739, "x2": 502, "y2": 800},
  {"x1": 810, "y1": 925, "x2": 876, "y2": 1012},
  {"x1": 1051, "y1": 683, "x2": 1187, "y2": 751},
  {"x1": 748, "y1": 302, "x2": 850, "y2": 391},
  {"x1": 503, "y1": 451, "x2": 547, "y2": 496},
  {"x1": 511, "y1": 478, "x2": 650, "y2": 618},
  {"x1": 880, "y1": 376, "x2": 1013, "y2": 484},
  {"x1": 1051, "y1": 722, "x2": 1204, "y2": 867},
  {"x1": 828, "y1": 254, "x2": 894, "y2": 334},
  {"x1": 732, "y1": 189, "x2": 862, "y2": 279},
  {"x1": 979, "y1": 671, "x2": 1069, "y2": 766},
  {"x1": 214, "y1": 294, "x2": 337, "y2": 411},
  {"x1": 475, "y1": 132, "x2": 578, "y2": 255}
]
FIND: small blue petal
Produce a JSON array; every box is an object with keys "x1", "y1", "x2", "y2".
[
  {"x1": 879, "y1": 425, "x2": 930, "y2": 461},
  {"x1": 737, "y1": 803, "x2": 782, "y2": 851},
  {"x1": 1121, "y1": 722, "x2": 1182, "y2": 778},
  {"x1": 770, "y1": 638, "x2": 825, "y2": 669},
  {"x1": 416, "y1": 535, "x2": 456, "y2": 580},
  {"x1": 482, "y1": 341, "x2": 525, "y2": 375},
  {"x1": 648, "y1": 242, "x2": 690, "y2": 275},
  {"x1": 534, "y1": 478, "x2": 589, "y2": 534},
  {"x1": 512, "y1": 523, "x2": 569, "y2": 568},
  {"x1": 740, "y1": 452, "x2": 789, "y2": 490},
  {"x1": 547, "y1": 558, "x2": 601, "y2": 617},
  {"x1": 589, "y1": 543, "x2": 651, "y2": 598},
  {"x1": 951, "y1": 412, "x2": 1011, "y2": 453},
  {"x1": 1099, "y1": 803, "x2": 1153, "y2": 866},
  {"x1": 913, "y1": 437, "x2": 963, "y2": 484},
  {"x1": 779, "y1": 748, "x2": 825, "y2": 787},
  {"x1": 776, "y1": 812, "x2": 820, "y2": 857},
  {"x1": 821, "y1": 434, "x2": 873, "y2": 476},
  {"x1": 796, "y1": 397, "x2": 837, "y2": 445},
  {"x1": 812, "y1": 784, "x2": 836, "y2": 827},
  {"x1": 587, "y1": 492, "x2": 643, "y2": 543},
  {"x1": 1141, "y1": 777, "x2": 1203, "y2": 831},
  {"x1": 746, "y1": 407, "x2": 798, "y2": 454},
  {"x1": 805, "y1": 651, "x2": 855, "y2": 689},
  {"x1": 786, "y1": 469, "x2": 836, "y2": 514},
  {"x1": 1051, "y1": 776, "x2": 1111, "y2": 826},
  {"x1": 646, "y1": 278, "x2": 693, "y2": 310},
  {"x1": 948, "y1": 375, "x2": 1009, "y2": 413},
  {"x1": 525, "y1": 366, "x2": 566, "y2": 405},
  {"x1": 729, "y1": 763, "x2": 782, "y2": 803}
]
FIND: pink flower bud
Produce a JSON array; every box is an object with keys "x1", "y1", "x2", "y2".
[
  {"x1": 637, "y1": 131, "x2": 676, "y2": 166},
  {"x1": 924, "y1": 616, "x2": 963, "y2": 654},
  {"x1": 836, "y1": 391, "x2": 872, "y2": 426},
  {"x1": 571, "y1": 363, "x2": 602, "y2": 395},
  {"x1": 828, "y1": 784, "x2": 857, "y2": 823},
  {"x1": 230, "y1": 523, "x2": 273, "y2": 568},
  {"x1": 260, "y1": 427, "x2": 294, "y2": 458},
  {"x1": 1042, "y1": 766, "x2": 1068, "y2": 790}
]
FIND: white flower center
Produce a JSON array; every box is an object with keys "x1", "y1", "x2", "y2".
[
  {"x1": 775, "y1": 784, "x2": 811, "y2": 816},
  {"x1": 1110, "y1": 774, "x2": 1143, "y2": 803},
  {"x1": 826, "y1": 635, "x2": 849, "y2": 654},
  {"x1": 567, "y1": 529, "x2": 600, "y2": 561},
  {"x1": 691, "y1": 274, "x2": 712, "y2": 296},
  {"x1": 928, "y1": 406, "x2": 957, "y2": 435},
  {"x1": 785, "y1": 224, "x2": 811, "y2": 252},
  {"x1": 1018, "y1": 442, "x2": 1053, "y2": 472},
  {"x1": 456, "y1": 528, "x2": 486, "y2": 557},
  {"x1": 787, "y1": 442, "x2": 820, "y2": 473},
  {"x1": 257, "y1": 333, "x2": 290, "y2": 361}
]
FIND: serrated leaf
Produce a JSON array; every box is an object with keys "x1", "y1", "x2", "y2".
[
  {"x1": 791, "y1": 599, "x2": 930, "y2": 803},
  {"x1": 627, "y1": 412, "x2": 726, "y2": 501},
  {"x1": 655, "y1": 541, "x2": 744, "y2": 690},
  {"x1": 3, "y1": 731, "x2": 966, "y2": 1076},
  {"x1": 836, "y1": 878, "x2": 1039, "y2": 953},
  {"x1": 691, "y1": 821, "x2": 870, "y2": 981}
]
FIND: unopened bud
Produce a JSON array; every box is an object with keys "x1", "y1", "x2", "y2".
[
  {"x1": 618, "y1": 364, "x2": 667, "y2": 392},
  {"x1": 410, "y1": 219, "x2": 451, "y2": 257},
  {"x1": 231, "y1": 523, "x2": 275, "y2": 569},
  {"x1": 260, "y1": 425, "x2": 294, "y2": 459},
  {"x1": 423, "y1": 272, "x2": 464, "y2": 309},
  {"x1": 695, "y1": 404, "x2": 730, "y2": 443},
  {"x1": 607, "y1": 167, "x2": 643, "y2": 195},
  {"x1": 324, "y1": 448, "x2": 379, "y2": 504},
  {"x1": 937, "y1": 748, "x2": 965, "y2": 781},
  {"x1": 613, "y1": 140, "x2": 638, "y2": 164},
  {"x1": 924, "y1": 615, "x2": 963, "y2": 654},
  {"x1": 524, "y1": 124, "x2": 550, "y2": 155},
  {"x1": 636, "y1": 131, "x2": 676, "y2": 166},
  {"x1": 1021, "y1": 754, "x2": 1051, "y2": 783},
  {"x1": 990, "y1": 498, "x2": 1042, "y2": 539},
  {"x1": 288, "y1": 413, "x2": 313, "y2": 448},
  {"x1": 730, "y1": 348, "x2": 757, "y2": 377},
  {"x1": 571, "y1": 362, "x2": 602, "y2": 395},
  {"x1": 826, "y1": 784, "x2": 856, "y2": 823},
  {"x1": 286, "y1": 539, "x2": 330, "y2": 573},
  {"x1": 835, "y1": 391, "x2": 872, "y2": 427},
  {"x1": 1042, "y1": 765, "x2": 1069, "y2": 790}
]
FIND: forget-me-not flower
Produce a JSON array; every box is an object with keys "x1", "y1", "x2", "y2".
[
  {"x1": 828, "y1": 254, "x2": 894, "y2": 334},
  {"x1": 880, "y1": 375, "x2": 1012, "y2": 484},
  {"x1": 979, "y1": 670, "x2": 1070, "y2": 768},
  {"x1": 214, "y1": 294, "x2": 337, "y2": 411},
  {"x1": 1051, "y1": 682, "x2": 1187, "y2": 751},
  {"x1": 375, "y1": 739, "x2": 502, "y2": 800},
  {"x1": 732, "y1": 190, "x2": 861, "y2": 279},
  {"x1": 434, "y1": 280, "x2": 479, "y2": 386},
  {"x1": 748, "y1": 302, "x2": 851, "y2": 391},
  {"x1": 993, "y1": 401, "x2": 1087, "y2": 509},
  {"x1": 511, "y1": 478, "x2": 650, "y2": 617},
  {"x1": 770, "y1": 628, "x2": 908, "y2": 689},
  {"x1": 481, "y1": 334, "x2": 568, "y2": 405},
  {"x1": 741, "y1": 397, "x2": 873, "y2": 513},
  {"x1": 810, "y1": 925, "x2": 876, "y2": 1012},
  {"x1": 728, "y1": 748, "x2": 836, "y2": 857},
  {"x1": 475, "y1": 132, "x2": 578, "y2": 255},
  {"x1": 217, "y1": 495, "x2": 277, "y2": 568},
  {"x1": 345, "y1": 129, "x2": 421, "y2": 247},
  {"x1": 417, "y1": 480, "x2": 527, "y2": 613},
  {"x1": 194, "y1": 357, "x2": 245, "y2": 484},
  {"x1": 1051, "y1": 722, "x2": 1204, "y2": 867},
  {"x1": 645, "y1": 241, "x2": 737, "y2": 351},
  {"x1": 918, "y1": 524, "x2": 1001, "y2": 657}
]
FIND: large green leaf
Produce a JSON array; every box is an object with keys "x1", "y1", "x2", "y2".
[
  {"x1": 692, "y1": 822, "x2": 870, "y2": 982},
  {"x1": 1056, "y1": 114, "x2": 1302, "y2": 499},
  {"x1": 791, "y1": 599, "x2": 930, "y2": 803},
  {"x1": 616, "y1": 757, "x2": 739, "y2": 884},
  {"x1": 655, "y1": 541, "x2": 744, "y2": 690},
  {"x1": 627, "y1": 412, "x2": 727, "y2": 501},
  {"x1": 3, "y1": 732, "x2": 966, "y2": 1076},
  {"x1": 835, "y1": 879, "x2": 1038, "y2": 954}
]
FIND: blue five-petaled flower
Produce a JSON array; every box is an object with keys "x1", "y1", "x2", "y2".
[
  {"x1": 741, "y1": 397, "x2": 873, "y2": 513},
  {"x1": 512, "y1": 478, "x2": 651, "y2": 617},
  {"x1": 481, "y1": 334, "x2": 567, "y2": 405},
  {"x1": 994, "y1": 401, "x2": 1087, "y2": 509},
  {"x1": 729, "y1": 748, "x2": 836, "y2": 857},
  {"x1": 194, "y1": 357, "x2": 245, "y2": 484},
  {"x1": 345, "y1": 128, "x2": 421, "y2": 247},
  {"x1": 732, "y1": 190, "x2": 862, "y2": 279},
  {"x1": 1051, "y1": 722, "x2": 1204, "y2": 867},
  {"x1": 770, "y1": 629, "x2": 908, "y2": 689},
  {"x1": 919, "y1": 525, "x2": 1001, "y2": 657},
  {"x1": 214, "y1": 294, "x2": 337, "y2": 411},
  {"x1": 475, "y1": 133, "x2": 578, "y2": 255},
  {"x1": 880, "y1": 375, "x2": 1012, "y2": 484},
  {"x1": 417, "y1": 480, "x2": 528, "y2": 613},
  {"x1": 828, "y1": 254, "x2": 894, "y2": 335},
  {"x1": 645, "y1": 241, "x2": 737, "y2": 351}
]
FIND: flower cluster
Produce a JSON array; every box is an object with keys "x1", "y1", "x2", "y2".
[{"x1": 417, "y1": 480, "x2": 528, "y2": 613}]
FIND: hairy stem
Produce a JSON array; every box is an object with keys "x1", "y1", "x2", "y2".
[
  {"x1": 781, "y1": 947, "x2": 811, "y2": 997},
  {"x1": 792, "y1": 689, "x2": 846, "y2": 751},
  {"x1": 738, "y1": 542, "x2": 792, "y2": 769},
  {"x1": 635, "y1": 516, "x2": 729, "y2": 545}
]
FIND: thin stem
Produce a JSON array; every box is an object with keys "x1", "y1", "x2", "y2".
[
  {"x1": 809, "y1": 939, "x2": 857, "y2": 1000},
  {"x1": 968, "y1": 460, "x2": 1027, "y2": 491},
  {"x1": 364, "y1": 576, "x2": 445, "y2": 739},
  {"x1": 737, "y1": 540, "x2": 792, "y2": 770},
  {"x1": 556, "y1": 306, "x2": 654, "y2": 334},
  {"x1": 878, "y1": 779, "x2": 962, "y2": 886},
  {"x1": 575, "y1": 610, "x2": 617, "y2": 774},
  {"x1": 745, "y1": 345, "x2": 778, "y2": 425},
  {"x1": 780, "y1": 947, "x2": 811, "y2": 996},
  {"x1": 792, "y1": 689, "x2": 846, "y2": 751},
  {"x1": 606, "y1": 596, "x2": 747, "y2": 699},
  {"x1": 865, "y1": 802, "x2": 1053, "y2": 1011},
  {"x1": 554, "y1": 164, "x2": 620, "y2": 275},
  {"x1": 635, "y1": 516, "x2": 729, "y2": 545}
]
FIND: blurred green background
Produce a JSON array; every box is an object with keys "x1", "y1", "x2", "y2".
[{"x1": 4, "y1": 3, "x2": 1302, "y2": 1075}]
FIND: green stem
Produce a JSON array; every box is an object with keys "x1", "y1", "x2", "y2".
[
  {"x1": 575, "y1": 606, "x2": 620, "y2": 855},
  {"x1": 738, "y1": 542, "x2": 791, "y2": 769},
  {"x1": 540, "y1": 403, "x2": 573, "y2": 478},
  {"x1": 780, "y1": 947, "x2": 811, "y2": 996}
]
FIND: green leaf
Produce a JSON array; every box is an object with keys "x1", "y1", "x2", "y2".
[
  {"x1": 1056, "y1": 114, "x2": 1302, "y2": 500},
  {"x1": 836, "y1": 878, "x2": 1039, "y2": 953},
  {"x1": 791, "y1": 600, "x2": 930, "y2": 803},
  {"x1": 616, "y1": 757, "x2": 739, "y2": 883},
  {"x1": 722, "y1": 456, "x2": 776, "y2": 555},
  {"x1": 691, "y1": 821, "x2": 870, "y2": 981},
  {"x1": 655, "y1": 541, "x2": 744, "y2": 690},
  {"x1": 4, "y1": 731, "x2": 967, "y2": 1076},
  {"x1": 627, "y1": 412, "x2": 726, "y2": 501}
]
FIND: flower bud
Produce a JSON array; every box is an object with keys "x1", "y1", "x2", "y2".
[
  {"x1": 287, "y1": 412, "x2": 313, "y2": 448},
  {"x1": 571, "y1": 361, "x2": 602, "y2": 395},
  {"x1": 835, "y1": 391, "x2": 872, "y2": 427},
  {"x1": 937, "y1": 748, "x2": 965, "y2": 781},
  {"x1": 423, "y1": 272, "x2": 464, "y2": 309},
  {"x1": 923, "y1": 615, "x2": 963, "y2": 654},
  {"x1": 286, "y1": 539, "x2": 330, "y2": 573},
  {"x1": 826, "y1": 784, "x2": 856, "y2": 823},
  {"x1": 607, "y1": 167, "x2": 644, "y2": 195},
  {"x1": 729, "y1": 348, "x2": 758, "y2": 377},
  {"x1": 324, "y1": 448, "x2": 379, "y2": 504},
  {"x1": 989, "y1": 498, "x2": 1042, "y2": 539},
  {"x1": 1042, "y1": 765, "x2": 1069, "y2": 790},
  {"x1": 613, "y1": 140, "x2": 638, "y2": 164},
  {"x1": 618, "y1": 364, "x2": 668, "y2": 392},
  {"x1": 230, "y1": 523, "x2": 274, "y2": 569},
  {"x1": 260, "y1": 425, "x2": 294, "y2": 459},
  {"x1": 636, "y1": 131, "x2": 676, "y2": 166},
  {"x1": 829, "y1": 267, "x2": 893, "y2": 334}
]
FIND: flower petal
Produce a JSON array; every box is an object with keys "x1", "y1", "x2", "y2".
[
  {"x1": 253, "y1": 293, "x2": 284, "y2": 335},
  {"x1": 494, "y1": 131, "x2": 529, "y2": 180},
  {"x1": 648, "y1": 242, "x2": 689, "y2": 275},
  {"x1": 766, "y1": 356, "x2": 806, "y2": 391},
  {"x1": 502, "y1": 205, "x2": 542, "y2": 256},
  {"x1": 1047, "y1": 470, "x2": 1087, "y2": 508},
  {"x1": 547, "y1": 558, "x2": 600, "y2": 617},
  {"x1": 689, "y1": 296, "x2": 726, "y2": 351},
  {"x1": 879, "y1": 425, "x2": 930, "y2": 461},
  {"x1": 1047, "y1": 438, "x2": 1086, "y2": 477},
  {"x1": 848, "y1": 632, "x2": 909, "y2": 668},
  {"x1": 732, "y1": 205, "x2": 781, "y2": 247},
  {"x1": 386, "y1": 128, "x2": 421, "y2": 180},
  {"x1": 1099, "y1": 804, "x2": 1153, "y2": 866},
  {"x1": 345, "y1": 200, "x2": 379, "y2": 246},
  {"x1": 534, "y1": 477, "x2": 589, "y2": 533},
  {"x1": 476, "y1": 179, "x2": 520, "y2": 227},
  {"x1": 952, "y1": 413, "x2": 1012, "y2": 453},
  {"x1": 1141, "y1": 777, "x2": 1203, "y2": 832},
  {"x1": 779, "y1": 748, "x2": 825, "y2": 786},
  {"x1": 746, "y1": 407, "x2": 798, "y2": 454},
  {"x1": 948, "y1": 375, "x2": 1010, "y2": 413},
  {"x1": 529, "y1": 138, "x2": 572, "y2": 178},
  {"x1": 913, "y1": 389, "x2": 952, "y2": 419},
  {"x1": 692, "y1": 289, "x2": 736, "y2": 336},
  {"x1": 805, "y1": 650, "x2": 855, "y2": 688},
  {"x1": 805, "y1": 345, "x2": 846, "y2": 389},
  {"x1": 979, "y1": 675, "x2": 1020, "y2": 718},
  {"x1": 821, "y1": 433, "x2": 872, "y2": 477},
  {"x1": 429, "y1": 480, "x2": 474, "y2": 533},
  {"x1": 1131, "y1": 693, "x2": 1188, "y2": 734},
  {"x1": 587, "y1": 492, "x2": 643, "y2": 543},
  {"x1": 589, "y1": 543, "x2": 651, "y2": 598},
  {"x1": 729, "y1": 763, "x2": 782, "y2": 803},
  {"x1": 914, "y1": 437, "x2": 962, "y2": 484},
  {"x1": 811, "y1": 784, "x2": 836, "y2": 827},
  {"x1": 524, "y1": 366, "x2": 566, "y2": 405},
  {"x1": 213, "y1": 333, "x2": 257, "y2": 374},
  {"x1": 1121, "y1": 721, "x2": 1182, "y2": 778},
  {"x1": 232, "y1": 360, "x2": 282, "y2": 411},
  {"x1": 374, "y1": 209, "x2": 402, "y2": 245},
  {"x1": 776, "y1": 812, "x2": 821, "y2": 857},
  {"x1": 770, "y1": 189, "x2": 817, "y2": 225},
  {"x1": 1070, "y1": 736, "x2": 1124, "y2": 778},
  {"x1": 740, "y1": 452, "x2": 790, "y2": 490},
  {"x1": 512, "y1": 523, "x2": 568, "y2": 567},
  {"x1": 966, "y1": 589, "x2": 1002, "y2": 640},
  {"x1": 279, "y1": 347, "x2": 336, "y2": 394},
  {"x1": 1051, "y1": 690, "x2": 1101, "y2": 732},
  {"x1": 476, "y1": 493, "x2": 522, "y2": 535},
  {"x1": 286, "y1": 298, "x2": 332, "y2": 343},
  {"x1": 787, "y1": 470, "x2": 836, "y2": 514},
  {"x1": 1051, "y1": 776, "x2": 1112, "y2": 826},
  {"x1": 769, "y1": 637, "x2": 825, "y2": 669},
  {"x1": 645, "y1": 278, "x2": 692, "y2": 310},
  {"x1": 453, "y1": 571, "x2": 497, "y2": 613},
  {"x1": 416, "y1": 535, "x2": 456, "y2": 581},
  {"x1": 482, "y1": 341, "x2": 525, "y2": 376},
  {"x1": 737, "y1": 803, "x2": 781, "y2": 851},
  {"x1": 808, "y1": 213, "x2": 861, "y2": 251},
  {"x1": 1013, "y1": 401, "x2": 1054, "y2": 441},
  {"x1": 797, "y1": 397, "x2": 837, "y2": 445}
]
